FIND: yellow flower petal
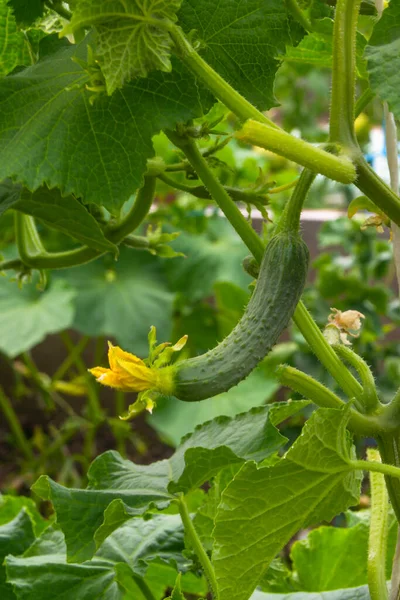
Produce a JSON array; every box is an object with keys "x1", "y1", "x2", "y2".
[
  {"x1": 108, "y1": 341, "x2": 146, "y2": 374},
  {"x1": 88, "y1": 366, "x2": 109, "y2": 378}
]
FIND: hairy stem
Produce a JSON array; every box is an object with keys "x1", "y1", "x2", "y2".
[
  {"x1": 276, "y1": 365, "x2": 380, "y2": 435},
  {"x1": 367, "y1": 448, "x2": 389, "y2": 600},
  {"x1": 329, "y1": 0, "x2": 361, "y2": 147},
  {"x1": 167, "y1": 131, "x2": 265, "y2": 262},
  {"x1": 377, "y1": 431, "x2": 400, "y2": 524},
  {"x1": 293, "y1": 302, "x2": 364, "y2": 401},
  {"x1": 170, "y1": 25, "x2": 278, "y2": 129},
  {"x1": 355, "y1": 156, "x2": 400, "y2": 228},
  {"x1": 177, "y1": 495, "x2": 217, "y2": 596},
  {"x1": 333, "y1": 344, "x2": 380, "y2": 413},
  {"x1": 236, "y1": 120, "x2": 356, "y2": 184}
]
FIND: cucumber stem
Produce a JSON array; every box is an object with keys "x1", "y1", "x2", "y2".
[
  {"x1": 367, "y1": 448, "x2": 389, "y2": 600},
  {"x1": 166, "y1": 131, "x2": 265, "y2": 262},
  {"x1": 176, "y1": 495, "x2": 218, "y2": 596},
  {"x1": 329, "y1": 0, "x2": 361, "y2": 148},
  {"x1": 169, "y1": 25, "x2": 279, "y2": 130},
  {"x1": 12, "y1": 177, "x2": 156, "y2": 270},
  {"x1": 276, "y1": 169, "x2": 316, "y2": 234}
]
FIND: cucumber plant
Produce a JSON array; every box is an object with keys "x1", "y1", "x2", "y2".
[{"x1": 3, "y1": 1, "x2": 400, "y2": 600}]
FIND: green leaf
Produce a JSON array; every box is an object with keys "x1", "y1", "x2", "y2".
[
  {"x1": 0, "y1": 510, "x2": 35, "y2": 600},
  {"x1": 168, "y1": 402, "x2": 294, "y2": 494},
  {"x1": 165, "y1": 216, "x2": 252, "y2": 302},
  {"x1": 251, "y1": 587, "x2": 373, "y2": 600},
  {"x1": 0, "y1": 0, "x2": 34, "y2": 76},
  {"x1": 178, "y1": 0, "x2": 304, "y2": 110},
  {"x1": 365, "y1": 0, "x2": 400, "y2": 118},
  {"x1": 96, "y1": 514, "x2": 185, "y2": 576},
  {"x1": 290, "y1": 523, "x2": 369, "y2": 591},
  {"x1": 32, "y1": 453, "x2": 174, "y2": 562},
  {"x1": 64, "y1": 0, "x2": 181, "y2": 94},
  {"x1": 32, "y1": 403, "x2": 305, "y2": 562},
  {"x1": 6, "y1": 514, "x2": 188, "y2": 600},
  {"x1": 0, "y1": 278, "x2": 75, "y2": 358},
  {"x1": 148, "y1": 366, "x2": 280, "y2": 446},
  {"x1": 0, "y1": 181, "x2": 117, "y2": 253},
  {"x1": 0, "y1": 494, "x2": 48, "y2": 535},
  {"x1": 212, "y1": 407, "x2": 362, "y2": 600},
  {"x1": 58, "y1": 247, "x2": 174, "y2": 357},
  {"x1": 6, "y1": 0, "x2": 44, "y2": 25},
  {"x1": 0, "y1": 38, "x2": 209, "y2": 212},
  {"x1": 6, "y1": 556, "x2": 128, "y2": 600}
]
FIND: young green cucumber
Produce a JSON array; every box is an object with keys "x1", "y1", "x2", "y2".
[{"x1": 172, "y1": 228, "x2": 309, "y2": 401}]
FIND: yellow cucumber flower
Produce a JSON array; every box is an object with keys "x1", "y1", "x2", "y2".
[
  {"x1": 88, "y1": 328, "x2": 188, "y2": 418},
  {"x1": 89, "y1": 342, "x2": 160, "y2": 393}
]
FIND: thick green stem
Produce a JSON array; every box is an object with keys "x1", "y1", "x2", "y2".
[
  {"x1": 168, "y1": 132, "x2": 265, "y2": 262},
  {"x1": 286, "y1": 0, "x2": 313, "y2": 32},
  {"x1": 236, "y1": 120, "x2": 356, "y2": 184},
  {"x1": 277, "y1": 365, "x2": 382, "y2": 435},
  {"x1": 170, "y1": 25, "x2": 278, "y2": 129},
  {"x1": 177, "y1": 495, "x2": 217, "y2": 597},
  {"x1": 12, "y1": 177, "x2": 156, "y2": 270},
  {"x1": 293, "y1": 302, "x2": 364, "y2": 401},
  {"x1": 0, "y1": 385, "x2": 34, "y2": 461},
  {"x1": 276, "y1": 169, "x2": 316, "y2": 233},
  {"x1": 329, "y1": 0, "x2": 361, "y2": 147},
  {"x1": 333, "y1": 345, "x2": 380, "y2": 413},
  {"x1": 377, "y1": 431, "x2": 400, "y2": 524},
  {"x1": 356, "y1": 156, "x2": 400, "y2": 228},
  {"x1": 367, "y1": 448, "x2": 389, "y2": 600}
]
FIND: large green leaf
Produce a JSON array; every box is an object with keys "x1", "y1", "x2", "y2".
[
  {"x1": 0, "y1": 38, "x2": 209, "y2": 213},
  {"x1": 250, "y1": 587, "x2": 373, "y2": 600},
  {"x1": 32, "y1": 453, "x2": 174, "y2": 562},
  {"x1": 178, "y1": 0, "x2": 304, "y2": 110},
  {"x1": 0, "y1": 510, "x2": 35, "y2": 600},
  {"x1": 33, "y1": 403, "x2": 304, "y2": 562},
  {"x1": 365, "y1": 0, "x2": 400, "y2": 118},
  {"x1": 0, "y1": 181, "x2": 116, "y2": 252},
  {"x1": 0, "y1": 278, "x2": 75, "y2": 358},
  {"x1": 148, "y1": 366, "x2": 280, "y2": 447},
  {"x1": 0, "y1": 1, "x2": 31, "y2": 76},
  {"x1": 58, "y1": 247, "x2": 174, "y2": 357},
  {"x1": 212, "y1": 407, "x2": 362, "y2": 600},
  {"x1": 6, "y1": 514, "x2": 195, "y2": 600},
  {"x1": 64, "y1": 0, "x2": 182, "y2": 94}
]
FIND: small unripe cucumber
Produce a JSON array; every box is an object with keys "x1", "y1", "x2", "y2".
[{"x1": 173, "y1": 230, "x2": 309, "y2": 401}]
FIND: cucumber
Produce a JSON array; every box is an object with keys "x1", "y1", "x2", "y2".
[{"x1": 172, "y1": 229, "x2": 309, "y2": 401}]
